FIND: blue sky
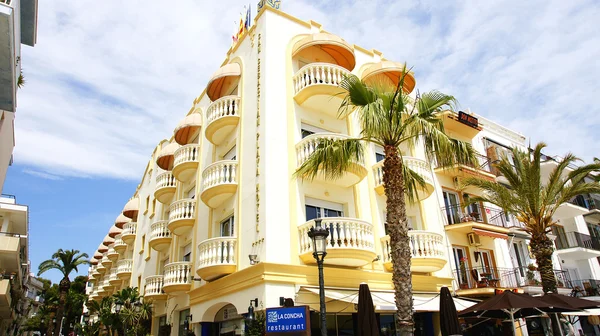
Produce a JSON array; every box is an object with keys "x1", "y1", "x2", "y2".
[{"x1": 9, "y1": 0, "x2": 600, "y2": 283}]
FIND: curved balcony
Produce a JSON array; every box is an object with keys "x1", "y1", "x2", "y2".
[
  {"x1": 100, "y1": 255, "x2": 112, "y2": 268},
  {"x1": 173, "y1": 144, "x2": 201, "y2": 182},
  {"x1": 116, "y1": 259, "x2": 133, "y2": 279},
  {"x1": 298, "y1": 218, "x2": 376, "y2": 267},
  {"x1": 381, "y1": 231, "x2": 446, "y2": 273},
  {"x1": 200, "y1": 161, "x2": 238, "y2": 208},
  {"x1": 168, "y1": 199, "x2": 196, "y2": 236},
  {"x1": 292, "y1": 63, "x2": 350, "y2": 116},
  {"x1": 108, "y1": 268, "x2": 121, "y2": 286},
  {"x1": 154, "y1": 172, "x2": 176, "y2": 204},
  {"x1": 96, "y1": 285, "x2": 106, "y2": 295},
  {"x1": 107, "y1": 247, "x2": 119, "y2": 262},
  {"x1": 196, "y1": 237, "x2": 237, "y2": 281},
  {"x1": 163, "y1": 262, "x2": 192, "y2": 294},
  {"x1": 296, "y1": 134, "x2": 367, "y2": 187},
  {"x1": 121, "y1": 222, "x2": 137, "y2": 245},
  {"x1": 96, "y1": 263, "x2": 106, "y2": 274},
  {"x1": 102, "y1": 278, "x2": 114, "y2": 291},
  {"x1": 205, "y1": 96, "x2": 241, "y2": 145},
  {"x1": 373, "y1": 157, "x2": 434, "y2": 200},
  {"x1": 361, "y1": 61, "x2": 416, "y2": 94},
  {"x1": 206, "y1": 63, "x2": 241, "y2": 102},
  {"x1": 144, "y1": 275, "x2": 167, "y2": 300},
  {"x1": 90, "y1": 291, "x2": 101, "y2": 301},
  {"x1": 113, "y1": 235, "x2": 127, "y2": 254},
  {"x1": 149, "y1": 220, "x2": 172, "y2": 252}
]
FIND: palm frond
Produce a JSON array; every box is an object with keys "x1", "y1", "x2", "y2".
[{"x1": 294, "y1": 137, "x2": 364, "y2": 181}]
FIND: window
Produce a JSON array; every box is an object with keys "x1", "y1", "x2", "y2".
[
  {"x1": 159, "y1": 257, "x2": 169, "y2": 274},
  {"x1": 443, "y1": 190, "x2": 461, "y2": 225},
  {"x1": 187, "y1": 186, "x2": 196, "y2": 200},
  {"x1": 140, "y1": 235, "x2": 146, "y2": 255},
  {"x1": 300, "y1": 123, "x2": 327, "y2": 139},
  {"x1": 305, "y1": 198, "x2": 344, "y2": 221},
  {"x1": 463, "y1": 194, "x2": 482, "y2": 221},
  {"x1": 178, "y1": 309, "x2": 191, "y2": 336},
  {"x1": 137, "y1": 276, "x2": 141, "y2": 290},
  {"x1": 181, "y1": 244, "x2": 192, "y2": 262},
  {"x1": 224, "y1": 146, "x2": 237, "y2": 160},
  {"x1": 151, "y1": 199, "x2": 157, "y2": 217},
  {"x1": 145, "y1": 196, "x2": 150, "y2": 214},
  {"x1": 452, "y1": 246, "x2": 468, "y2": 285},
  {"x1": 375, "y1": 152, "x2": 385, "y2": 163},
  {"x1": 220, "y1": 216, "x2": 235, "y2": 237}
]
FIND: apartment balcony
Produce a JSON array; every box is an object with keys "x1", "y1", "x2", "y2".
[
  {"x1": 173, "y1": 144, "x2": 201, "y2": 182},
  {"x1": 298, "y1": 218, "x2": 376, "y2": 267},
  {"x1": 380, "y1": 231, "x2": 446, "y2": 273},
  {"x1": 144, "y1": 275, "x2": 167, "y2": 300},
  {"x1": 454, "y1": 267, "x2": 521, "y2": 296},
  {"x1": 438, "y1": 110, "x2": 481, "y2": 139},
  {"x1": 373, "y1": 157, "x2": 434, "y2": 200},
  {"x1": 89, "y1": 290, "x2": 101, "y2": 301},
  {"x1": 196, "y1": 237, "x2": 237, "y2": 281},
  {"x1": 96, "y1": 263, "x2": 106, "y2": 274},
  {"x1": 442, "y1": 204, "x2": 525, "y2": 235},
  {"x1": 163, "y1": 262, "x2": 192, "y2": 294},
  {"x1": 0, "y1": 279, "x2": 11, "y2": 318},
  {"x1": 149, "y1": 220, "x2": 172, "y2": 252},
  {"x1": 514, "y1": 267, "x2": 573, "y2": 296},
  {"x1": 206, "y1": 63, "x2": 240, "y2": 102},
  {"x1": 113, "y1": 235, "x2": 127, "y2": 254},
  {"x1": 555, "y1": 232, "x2": 600, "y2": 260},
  {"x1": 102, "y1": 278, "x2": 114, "y2": 292},
  {"x1": 570, "y1": 279, "x2": 600, "y2": 297},
  {"x1": 156, "y1": 142, "x2": 179, "y2": 171},
  {"x1": 0, "y1": 233, "x2": 20, "y2": 273},
  {"x1": 554, "y1": 202, "x2": 589, "y2": 220},
  {"x1": 0, "y1": 0, "x2": 18, "y2": 112},
  {"x1": 205, "y1": 96, "x2": 241, "y2": 145},
  {"x1": 107, "y1": 247, "x2": 119, "y2": 262},
  {"x1": 434, "y1": 153, "x2": 496, "y2": 182},
  {"x1": 121, "y1": 222, "x2": 137, "y2": 245},
  {"x1": 100, "y1": 255, "x2": 112, "y2": 268},
  {"x1": 168, "y1": 199, "x2": 196, "y2": 236},
  {"x1": 292, "y1": 63, "x2": 350, "y2": 116},
  {"x1": 154, "y1": 172, "x2": 176, "y2": 204},
  {"x1": 296, "y1": 134, "x2": 367, "y2": 187},
  {"x1": 200, "y1": 161, "x2": 238, "y2": 208},
  {"x1": 108, "y1": 268, "x2": 120, "y2": 286},
  {"x1": 361, "y1": 61, "x2": 416, "y2": 94},
  {"x1": 122, "y1": 197, "x2": 139, "y2": 220},
  {"x1": 116, "y1": 259, "x2": 132, "y2": 279}
]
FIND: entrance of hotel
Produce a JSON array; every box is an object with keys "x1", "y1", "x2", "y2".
[{"x1": 308, "y1": 312, "x2": 435, "y2": 335}]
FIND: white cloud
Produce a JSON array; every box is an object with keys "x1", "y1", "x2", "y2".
[
  {"x1": 14, "y1": 0, "x2": 600, "y2": 180},
  {"x1": 22, "y1": 168, "x2": 63, "y2": 180}
]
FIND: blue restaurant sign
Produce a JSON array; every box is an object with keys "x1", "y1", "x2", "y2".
[{"x1": 265, "y1": 306, "x2": 310, "y2": 334}]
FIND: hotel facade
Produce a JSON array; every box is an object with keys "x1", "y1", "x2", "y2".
[{"x1": 86, "y1": 4, "x2": 600, "y2": 336}]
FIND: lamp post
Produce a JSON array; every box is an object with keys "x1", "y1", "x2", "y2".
[{"x1": 307, "y1": 218, "x2": 329, "y2": 336}]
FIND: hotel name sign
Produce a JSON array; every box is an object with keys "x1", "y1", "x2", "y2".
[{"x1": 458, "y1": 111, "x2": 479, "y2": 128}]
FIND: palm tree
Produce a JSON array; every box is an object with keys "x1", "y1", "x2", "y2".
[
  {"x1": 462, "y1": 143, "x2": 600, "y2": 293},
  {"x1": 113, "y1": 287, "x2": 152, "y2": 336},
  {"x1": 295, "y1": 70, "x2": 477, "y2": 335},
  {"x1": 38, "y1": 249, "x2": 89, "y2": 336}
]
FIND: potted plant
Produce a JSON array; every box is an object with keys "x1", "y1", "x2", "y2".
[
  {"x1": 526, "y1": 264, "x2": 537, "y2": 286},
  {"x1": 459, "y1": 257, "x2": 469, "y2": 289}
]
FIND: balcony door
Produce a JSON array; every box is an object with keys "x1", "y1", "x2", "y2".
[
  {"x1": 477, "y1": 249, "x2": 494, "y2": 275},
  {"x1": 452, "y1": 246, "x2": 469, "y2": 286},
  {"x1": 220, "y1": 216, "x2": 235, "y2": 237},
  {"x1": 300, "y1": 123, "x2": 327, "y2": 139},
  {"x1": 224, "y1": 146, "x2": 237, "y2": 160},
  {"x1": 305, "y1": 198, "x2": 344, "y2": 221},
  {"x1": 443, "y1": 190, "x2": 461, "y2": 225},
  {"x1": 181, "y1": 244, "x2": 192, "y2": 262},
  {"x1": 553, "y1": 226, "x2": 568, "y2": 249}
]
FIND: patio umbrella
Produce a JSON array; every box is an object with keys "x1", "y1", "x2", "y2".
[
  {"x1": 357, "y1": 283, "x2": 379, "y2": 336},
  {"x1": 459, "y1": 290, "x2": 576, "y2": 335},
  {"x1": 538, "y1": 293, "x2": 600, "y2": 309},
  {"x1": 439, "y1": 287, "x2": 461, "y2": 336}
]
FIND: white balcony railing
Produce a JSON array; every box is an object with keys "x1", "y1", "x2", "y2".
[
  {"x1": 197, "y1": 237, "x2": 237, "y2": 270},
  {"x1": 292, "y1": 63, "x2": 350, "y2": 95},
  {"x1": 373, "y1": 157, "x2": 434, "y2": 188},
  {"x1": 206, "y1": 96, "x2": 240, "y2": 126},
  {"x1": 122, "y1": 222, "x2": 137, "y2": 236},
  {"x1": 169, "y1": 199, "x2": 196, "y2": 224},
  {"x1": 156, "y1": 171, "x2": 176, "y2": 191},
  {"x1": 298, "y1": 218, "x2": 375, "y2": 255},
  {"x1": 150, "y1": 221, "x2": 171, "y2": 241},
  {"x1": 113, "y1": 235, "x2": 126, "y2": 250},
  {"x1": 144, "y1": 275, "x2": 165, "y2": 297},
  {"x1": 109, "y1": 268, "x2": 119, "y2": 282},
  {"x1": 296, "y1": 133, "x2": 364, "y2": 167},
  {"x1": 174, "y1": 144, "x2": 201, "y2": 167},
  {"x1": 116, "y1": 259, "x2": 133, "y2": 275},
  {"x1": 163, "y1": 262, "x2": 192, "y2": 287},
  {"x1": 201, "y1": 161, "x2": 238, "y2": 191},
  {"x1": 381, "y1": 230, "x2": 445, "y2": 265}
]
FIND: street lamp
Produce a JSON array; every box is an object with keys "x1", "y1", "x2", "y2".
[
  {"x1": 307, "y1": 218, "x2": 329, "y2": 336},
  {"x1": 114, "y1": 300, "x2": 123, "y2": 314},
  {"x1": 133, "y1": 301, "x2": 142, "y2": 313},
  {"x1": 82, "y1": 313, "x2": 89, "y2": 325}
]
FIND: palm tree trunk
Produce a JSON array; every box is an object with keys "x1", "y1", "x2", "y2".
[
  {"x1": 530, "y1": 231, "x2": 557, "y2": 294},
  {"x1": 383, "y1": 145, "x2": 414, "y2": 336},
  {"x1": 54, "y1": 277, "x2": 71, "y2": 336}
]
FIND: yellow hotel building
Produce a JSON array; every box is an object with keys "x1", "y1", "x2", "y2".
[{"x1": 86, "y1": 3, "x2": 600, "y2": 336}]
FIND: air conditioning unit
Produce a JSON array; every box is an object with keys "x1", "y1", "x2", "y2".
[{"x1": 467, "y1": 233, "x2": 481, "y2": 246}]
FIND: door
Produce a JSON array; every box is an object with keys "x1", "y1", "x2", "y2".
[
  {"x1": 443, "y1": 190, "x2": 461, "y2": 225},
  {"x1": 478, "y1": 249, "x2": 495, "y2": 279},
  {"x1": 220, "y1": 216, "x2": 235, "y2": 237},
  {"x1": 181, "y1": 244, "x2": 192, "y2": 262},
  {"x1": 513, "y1": 242, "x2": 528, "y2": 277},
  {"x1": 224, "y1": 146, "x2": 236, "y2": 160},
  {"x1": 452, "y1": 246, "x2": 469, "y2": 286},
  {"x1": 553, "y1": 226, "x2": 568, "y2": 249},
  {"x1": 463, "y1": 194, "x2": 482, "y2": 221}
]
